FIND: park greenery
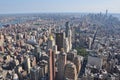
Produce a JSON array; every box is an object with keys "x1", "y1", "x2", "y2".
[{"x1": 76, "y1": 48, "x2": 88, "y2": 57}]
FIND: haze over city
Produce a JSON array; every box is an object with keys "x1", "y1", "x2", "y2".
[
  {"x1": 0, "y1": 0, "x2": 120, "y2": 14},
  {"x1": 0, "y1": 0, "x2": 120, "y2": 80}
]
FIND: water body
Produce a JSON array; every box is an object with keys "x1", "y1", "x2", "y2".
[
  {"x1": 0, "y1": 13, "x2": 36, "y2": 27},
  {"x1": 112, "y1": 13, "x2": 120, "y2": 20},
  {"x1": 0, "y1": 13, "x2": 120, "y2": 27}
]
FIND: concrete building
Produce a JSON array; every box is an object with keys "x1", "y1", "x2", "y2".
[
  {"x1": 0, "y1": 33, "x2": 4, "y2": 53},
  {"x1": 63, "y1": 37, "x2": 69, "y2": 53},
  {"x1": 64, "y1": 62, "x2": 77, "y2": 80},
  {"x1": 55, "y1": 33, "x2": 65, "y2": 51},
  {"x1": 68, "y1": 29, "x2": 72, "y2": 50},
  {"x1": 65, "y1": 21, "x2": 72, "y2": 51},
  {"x1": 47, "y1": 34, "x2": 55, "y2": 50},
  {"x1": 30, "y1": 66, "x2": 40, "y2": 80},
  {"x1": 65, "y1": 21, "x2": 70, "y2": 38},
  {"x1": 48, "y1": 49, "x2": 55, "y2": 80},
  {"x1": 57, "y1": 49, "x2": 67, "y2": 80},
  {"x1": 25, "y1": 57, "x2": 31, "y2": 73},
  {"x1": 34, "y1": 45, "x2": 42, "y2": 62},
  {"x1": 73, "y1": 56, "x2": 81, "y2": 74}
]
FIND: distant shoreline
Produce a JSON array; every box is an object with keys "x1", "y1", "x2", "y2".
[
  {"x1": 0, "y1": 13, "x2": 120, "y2": 27},
  {"x1": 0, "y1": 12, "x2": 120, "y2": 15}
]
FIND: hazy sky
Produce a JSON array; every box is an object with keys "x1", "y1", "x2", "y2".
[{"x1": 0, "y1": 0, "x2": 120, "y2": 14}]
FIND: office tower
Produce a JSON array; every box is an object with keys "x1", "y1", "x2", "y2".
[
  {"x1": 55, "y1": 33, "x2": 65, "y2": 51},
  {"x1": 29, "y1": 55, "x2": 36, "y2": 67},
  {"x1": 106, "y1": 10, "x2": 108, "y2": 16},
  {"x1": 73, "y1": 56, "x2": 81, "y2": 73},
  {"x1": 34, "y1": 45, "x2": 42, "y2": 62},
  {"x1": 68, "y1": 29, "x2": 72, "y2": 50},
  {"x1": 0, "y1": 33, "x2": 4, "y2": 45},
  {"x1": 25, "y1": 57, "x2": 31, "y2": 73},
  {"x1": 65, "y1": 21, "x2": 72, "y2": 50},
  {"x1": 88, "y1": 37, "x2": 93, "y2": 49},
  {"x1": 63, "y1": 37, "x2": 69, "y2": 53},
  {"x1": 47, "y1": 34, "x2": 55, "y2": 49},
  {"x1": 53, "y1": 45, "x2": 57, "y2": 54},
  {"x1": 0, "y1": 33, "x2": 4, "y2": 53},
  {"x1": 48, "y1": 49, "x2": 55, "y2": 80},
  {"x1": 30, "y1": 66, "x2": 40, "y2": 80},
  {"x1": 67, "y1": 50, "x2": 77, "y2": 61},
  {"x1": 57, "y1": 48, "x2": 67, "y2": 80},
  {"x1": 38, "y1": 60, "x2": 48, "y2": 79},
  {"x1": 65, "y1": 21, "x2": 70, "y2": 37},
  {"x1": 64, "y1": 62, "x2": 77, "y2": 80}
]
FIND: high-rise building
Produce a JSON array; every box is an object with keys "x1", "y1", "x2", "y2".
[
  {"x1": 55, "y1": 33, "x2": 65, "y2": 51},
  {"x1": 29, "y1": 55, "x2": 36, "y2": 67},
  {"x1": 0, "y1": 33, "x2": 4, "y2": 53},
  {"x1": 57, "y1": 49, "x2": 67, "y2": 80},
  {"x1": 68, "y1": 29, "x2": 72, "y2": 50},
  {"x1": 63, "y1": 38, "x2": 69, "y2": 53},
  {"x1": 53, "y1": 45, "x2": 57, "y2": 54},
  {"x1": 106, "y1": 10, "x2": 108, "y2": 16},
  {"x1": 73, "y1": 56, "x2": 81, "y2": 74},
  {"x1": 34, "y1": 45, "x2": 42, "y2": 62},
  {"x1": 65, "y1": 21, "x2": 72, "y2": 50},
  {"x1": 65, "y1": 21, "x2": 70, "y2": 37},
  {"x1": 47, "y1": 34, "x2": 55, "y2": 50},
  {"x1": 48, "y1": 49, "x2": 55, "y2": 80},
  {"x1": 38, "y1": 60, "x2": 48, "y2": 79},
  {"x1": 25, "y1": 57, "x2": 31, "y2": 73},
  {"x1": 30, "y1": 66, "x2": 40, "y2": 80},
  {"x1": 64, "y1": 62, "x2": 77, "y2": 80}
]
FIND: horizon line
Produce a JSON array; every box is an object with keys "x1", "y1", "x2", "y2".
[{"x1": 0, "y1": 11, "x2": 120, "y2": 15}]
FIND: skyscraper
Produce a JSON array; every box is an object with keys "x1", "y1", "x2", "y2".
[
  {"x1": 106, "y1": 10, "x2": 108, "y2": 16},
  {"x1": 47, "y1": 34, "x2": 55, "y2": 50},
  {"x1": 25, "y1": 57, "x2": 31, "y2": 73},
  {"x1": 63, "y1": 37, "x2": 69, "y2": 53},
  {"x1": 57, "y1": 49, "x2": 67, "y2": 80},
  {"x1": 65, "y1": 21, "x2": 70, "y2": 37},
  {"x1": 30, "y1": 66, "x2": 40, "y2": 80},
  {"x1": 48, "y1": 49, "x2": 55, "y2": 80},
  {"x1": 68, "y1": 29, "x2": 72, "y2": 50},
  {"x1": 34, "y1": 45, "x2": 42, "y2": 62},
  {"x1": 73, "y1": 56, "x2": 81, "y2": 74},
  {"x1": 65, "y1": 21, "x2": 72, "y2": 50},
  {"x1": 55, "y1": 33, "x2": 65, "y2": 51},
  {"x1": 0, "y1": 33, "x2": 4, "y2": 53},
  {"x1": 64, "y1": 62, "x2": 77, "y2": 80}
]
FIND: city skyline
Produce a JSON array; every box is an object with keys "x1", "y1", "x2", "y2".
[{"x1": 0, "y1": 0, "x2": 120, "y2": 14}]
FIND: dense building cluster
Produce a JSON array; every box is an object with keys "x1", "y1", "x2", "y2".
[
  {"x1": 0, "y1": 19, "x2": 83, "y2": 80},
  {"x1": 0, "y1": 13, "x2": 120, "y2": 80}
]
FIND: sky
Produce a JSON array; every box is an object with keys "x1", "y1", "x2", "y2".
[{"x1": 0, "y1": 0, "x2": 120, "y2": 14}]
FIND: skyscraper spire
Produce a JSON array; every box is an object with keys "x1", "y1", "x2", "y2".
[{"x1": 106, "y1": 9, "x2": 108, "y2": 16}]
